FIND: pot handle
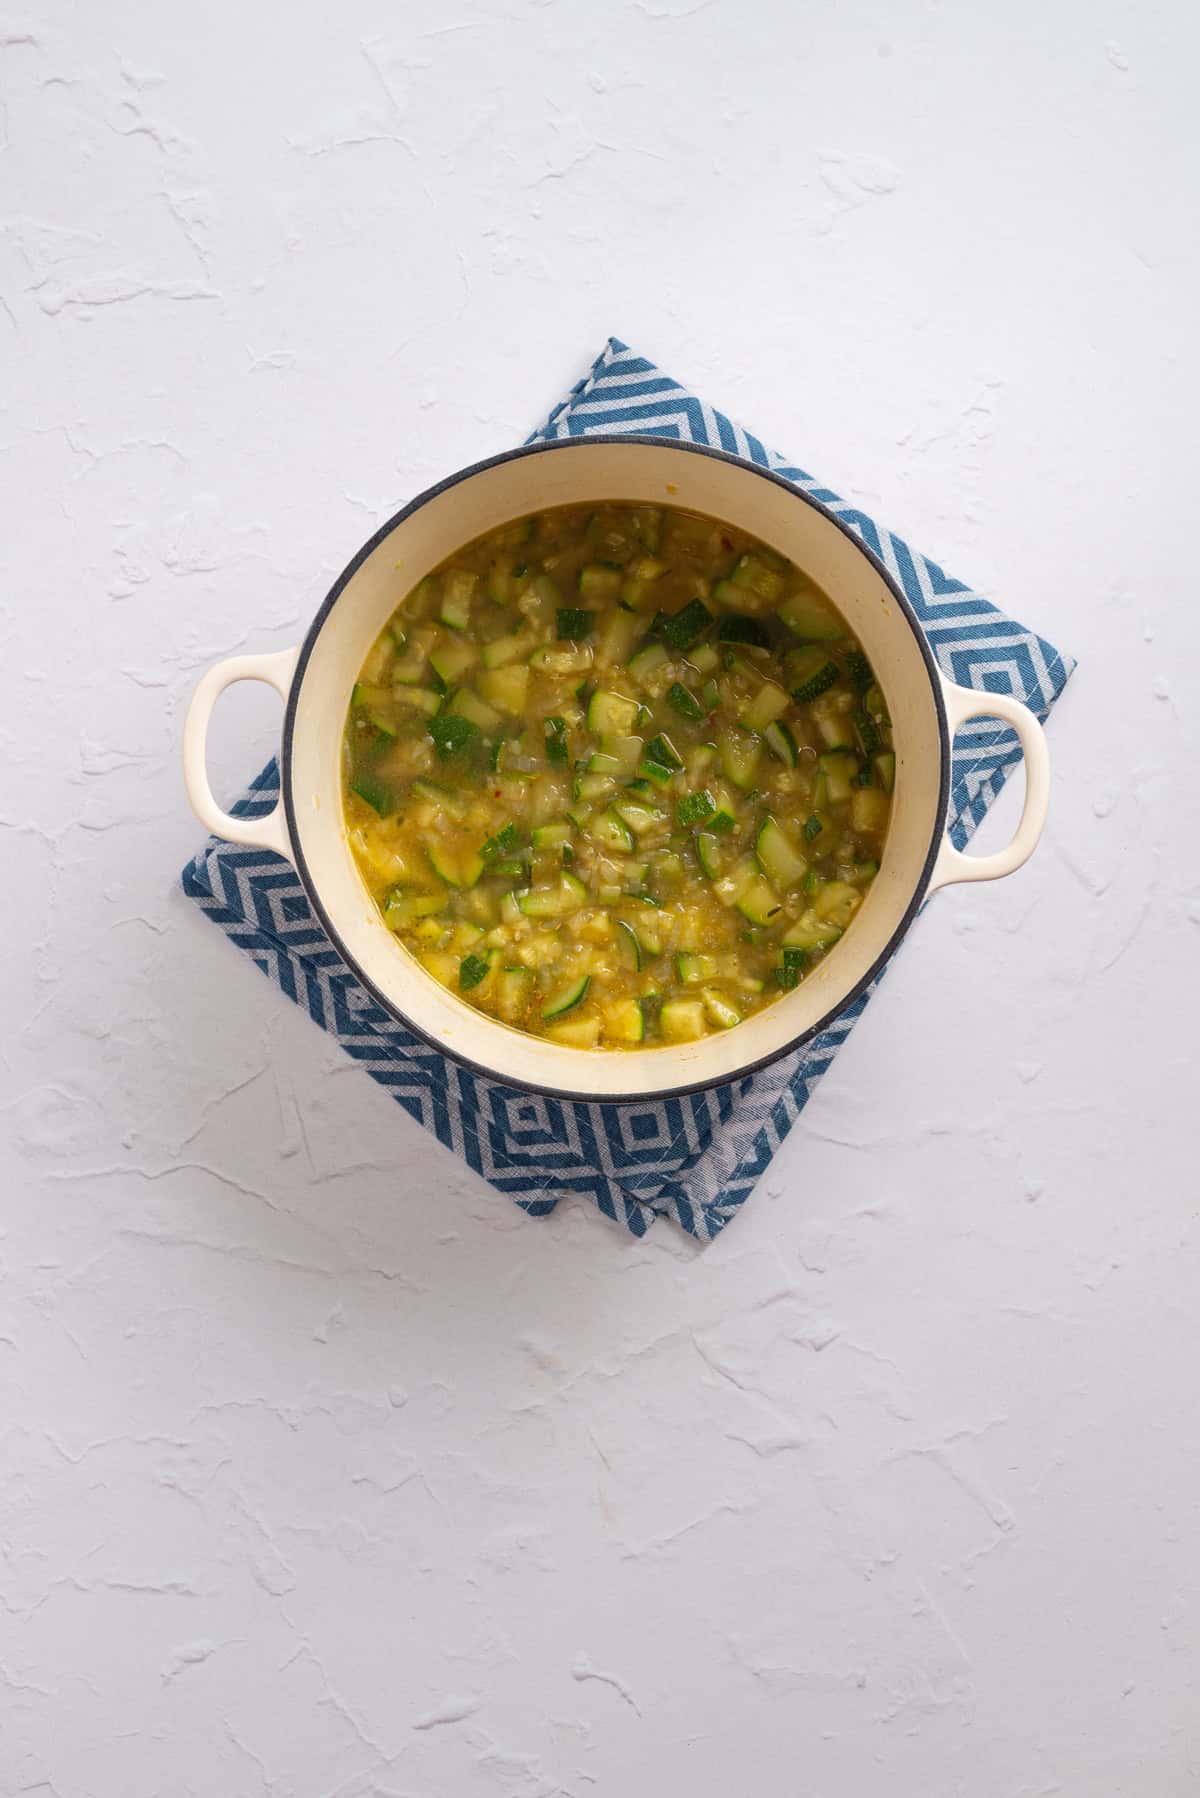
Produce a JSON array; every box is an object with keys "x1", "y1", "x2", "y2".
[
  {"x1": 182, "y1": 646, "x2": 299, "y2": 862},
  {"x1": 927, "y1": 679, "x2": 1050, "y2": 892}
]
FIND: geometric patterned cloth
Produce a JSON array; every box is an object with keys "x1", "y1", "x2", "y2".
[{"x1": 181, "y1": 338, "x2": 1075, "y2": 1240}]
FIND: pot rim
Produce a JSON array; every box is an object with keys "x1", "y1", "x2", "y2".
[{"x1": 281, "y1": 434, "x2": 951, "y2": 1104}]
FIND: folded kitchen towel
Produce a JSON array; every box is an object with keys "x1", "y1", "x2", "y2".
[{"x1": 181, "y1": 337, "x2": 1075, "y2": 1240}]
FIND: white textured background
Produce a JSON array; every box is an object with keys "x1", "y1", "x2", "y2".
[{"x1": 3, "y1": 3, "x2": 1198, "y2": 1794}]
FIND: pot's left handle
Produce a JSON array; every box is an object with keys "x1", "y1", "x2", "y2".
[
  {"x1": 183, "y1": 646, "x2": 299, "y2": 861},
  {"x1": 928, "y1": 679, "x2": 1051, "y2": 891}
]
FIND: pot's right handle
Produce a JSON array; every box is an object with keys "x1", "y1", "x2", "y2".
[
  {"x1": 183, "y1": 646, "x2": 299, "y2": 861},
  {"x1": 927, "y1": 678, "x2": 1050, "y2": 892}
]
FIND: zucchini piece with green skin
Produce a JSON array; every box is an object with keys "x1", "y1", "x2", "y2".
[
  {"x1": 660, "y1": 998, "x2": 706, "y2": 1041},
  {"x1": 818, "y1": 748, "x2": 859, "y2": 803},
  {"x1": 667, "y1": 682, "x2": 705, "y2": 721},
  {"x1": 695, "y1": 831, "x2": 723, "y2": 879},
  {"x1": 644, "y1": 732, "x2": 683, "y2": 771},
  {"x1": 689, "y1": 642, "x2": 721, "y2": 677},
  {"x1": 390, "y1": 647, "x2": 431, "y2": 684},
  {"x1": 735, "y1": 874, "x2": 782, "y2": 926},
  {"x1": 778, "y1": 591, "x2": 844, "y2": 640},
  {"x1": 718, "y1": 615, "x2": 773, "y2": 648},
  {"x1": 556, "y1": 607, "x2": 594, "y2": 639},
  {"x1": 603, "y1": 998, "x2": 645, "y2": 1043},
  {"x1": 517, "y1": 872, "x2": 587, "y2": 918},
  {"x1": 383, "y1": 890, "x2": 446, "y2": 928},
  {"x1": 729, "y1": 553, "x2": 785, "y2": 602},
  {"x1": 541, "y1": 974, "x2": 590, "y2": 1019},
  {"x1": 874, "y1": 751, "x2": 896, "y2": 794},
  {"x1": 576, "y1": 772, "x2": 615, "y2": 802},
  {"x1": 459, "y1": 951, "x2": 493, "y2": 991},
  {"x1": 777, "y1": 946, "x2": 807, "y2": 989},
  {"x1": 846, "y1": 649, "x2": 873, "y2": 689},
  {"x1": 675, "y1": 952, "x2": 716, "y2": 985},
  {"x1": 755, "y1": 817, "x2": 808, "y2": 890},
  {"x1": 426, "y1": 842, "x2": 485, "y2": 889},
  {"x1": 740, "y1": 681, "x2": 791, "y2": 733},
  {"x1": 411, "y1": 777, "x2": 468, "y2": 819},
  {"x1": 587, "y1": 689, "x2": 641, "y2": 735},
  {"x1": 788, "y1": 647, "x2": 839, "y2": 703},
  {"x1": 591, "y1": 808, "x2": 635, "y2": 853},
  {"x1": 614, "y1": 797, "x2": 664, "y2": 836},
  {"x1": 448, "y1": 688, "x2": 503, "y2": 732},
  {"x1": 707, "y1": 808, "x2": 736, "y2": 835},
  {"x1": 803, "y1": 812, "x2": 827, "y2": 843},
  {"x1": 813, "y1": 704, "x2": 857, "y2": 750},
  {"x1": 439, "y1": 569, "x2": 478, "y2": 630},
  {"x1": 398, "y1": 686, "x2": 443, "y2": 717},
  {"x1": 719, "y1": 728, "x2": 762, "y2": 790},
  {"x1": 531, "y1": 819, "x2": 572, "y2": 850},
  {"x1": 701, "y1": 989, "x2": 741, "y2": 1030},
  {"x1": 662, "y1": 598, "x2": 713, "y2": 650},
  {"x1": 577, "y1": 564, "x2": 623, "y2": 601},
  {"x1": 636, "y1": 757, "x2": 673, "y2": 789},
  {"x1": 427, "y1": 713, "x2": 479, "y2": 760},
  {"x1": 481, "y1": 821, "x2": 520, "y2": 861},
  {"x1": 764, "y1": 720, "x2": 797, "y2": 766},
  {"x1": 350, "y1": 771, "x2": 394, "y2": 815},
  {"x1": 543, "y1": 715, "x2": 570, "y2": 765},
  {"x1": 626, "y1": 641, "x2": 670, "y2": 686},
  {"x1": 546, "y1": 1012, "x2": 601, "y2": 1048},
  {"x1": 700, "y1": 676, "x2": 721, "y2": 712},
  {"x1": 495, "y1": 965, "x2": 533, "y2": 1022},
  {"x1": 677, "y1": 789, "x2": 716, "y2": 827},
  {"x1": 615, "y1": 919, "x2": 643, "y2": 971},
  {"x1": 781, "y1": 911, "x2": 844, "y2": 950}
]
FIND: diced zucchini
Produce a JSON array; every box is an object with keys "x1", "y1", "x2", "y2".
[
  {"x1": 411, "y1": 777, "x2": 467, "y2": 819},
  {"x1": 596, "y1": 605, "x2": 642, "y2": 665},
  {"x1": 777, "y1": 946, "x2": 807, "y2": 989},
  {"x1": 350, "y1": 771, "x2": 393, "y2": 815},
  {"x1": 695, "y1": 831, "x2": 723, "y2": 880},
  {"x1": 701, "y1": 989, "x2": 741, "y2": 1030},
  {"x1": 819, "y1": 748, "x2": 859, "y2": 802},
  {"x1": 481, "y1": 632, "x2": 534, "y2": 670},
  {"x1": 448, "y1": 688, "x2": 502, "y2": 732},
  {"x1": 675, "y1": 952, "x2": 716, "y2": 985},
  {"x1": 399, "y1": 686, "x2": 443, "y2": 718},
  {"x1": 427, "y1": 713, "x2": 479, "y2": 759},
  {"x1": 644, "y1": 732, "x2": 683, "y2": 771},
  {"x1": 591, "y1": 808, "x2": 635, "y2": 853},
  {"x1": 850, "y1": 786, "x2": 890, "y2": 836},
  {"x1": 788, "y1": 647, "x2": 839, "y2": 703},
  {"x1": 615, "y1": 919, "x2": 643, "y2": 971},
  {"x1": 495, "y1": 965, "x2": 533, "y2": 1022},
  {"x1": 604, "y1": 998, "x2": 645, "y2": 1044},
  {"x1": 360, "y1": 635, "x2": 395, "y2": 684},
  {"x1": 677, "y1": 789, "x2": 716, "y2": 827},
  {"x1": 660, "y1": 998, "x2": 706, "y2": 1042},
  {"x1": 813, "y1": 703, "x2": 857, "y2": 750},
  {"x1": 735, "y1": 874, "x2": 782, "y2": 925},
  {"x1": 426, "y1": 842, "x2": 484, "y2": 888},
  {"x1": 439, "y1": 568, "x2": 478, "y2": 630},
  {"x1": 814, "y1": 880, "x2": 863, "y2": 929},
  {"x1": 708, "y1": 807, "x2": 736, "y2": 835},
  {"x1": 541, "y1": 974, "x2": 590, "y2": 1019},
  {"x1": 614, "y1": 798, "x2": 664, "y2": 837},
  {"x1": 662, "y1": 599, "x2": 713, "y2": 651},
  {"x1": 764, "y1": 720, "x2": 797, "y2": 766},
  {"x1": 626, "y1": 641, "x2": 670, "y2": 686},
  {"x1": 530, "y1": 642, "x2": 593, "y2": 675},
  {"x1": 778, "y1": 589, "x2": 845, "y2": 640},
  {"x1": 636, "y1": 757, "x2": 673, "y2": 789},
  {"x1": 576, "y1": 772, "x2": 615, "y2": 802},
  {"x1": 478, "y1": 664, "x2": 530, "y2": 715},
  {"x1": 587, "y1": 689, "x2": 640, "y2": 735},
  {"x1": 875, "y1": 751, "x2": 896, "y2": 794},
  {"x1": 667, "y1": 682, "x2": 705, "y2": 721},
  {"x1": 578, "y1": 563, "x2": 623, "y2": 602},
  {"x1": 556, "y1": 606, "x2": 594, "y2": 639},
  {"x1": 531, "y1": 819, "x2": 573, "y2": 850},
  {"x1": 730, "y1": 554, "x2": 785, "y2": 602},
  {"x1": 719, "y1": 728, "x2": 762, "y2": 790},
  {"x1": 619, "y1": 556, "x2": 666, "y2": 609},
  {"x1": 781, "y1": 910, "x2": 844, "y2": 950},
  {"x1": 458, "y1": 950, "x2": 494, "y2": 991},
  {"x1": 390, "y1": 646, "x2": 430, "y2": 684},
  {"x1": 429, "y1": 638, "x2": 477, "y2": 687},
  {"x1": 718, "y1": 615, "x2": 773, "y2": 648},
  {"x1": 518, "y1": 872, "x2": 587, "y2": 918},
  {"x1": 755, "y1": 817, "x2": 807, "y2": 890},
  {"x1": 543, "y1": 715, "x2": 570, "y2": 765},
  {"x1": 740, "y1": 681, "x2": 790, "y2": 734},
  {"x1": 546, "y1": 1013, "x2": 601, "y2": 1048}
]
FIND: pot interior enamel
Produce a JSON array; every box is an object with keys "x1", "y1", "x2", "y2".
[{"x1": 284, "y1": 439, "x2": 946, "y2": 1100}]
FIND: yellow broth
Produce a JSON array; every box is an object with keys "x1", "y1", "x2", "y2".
[{"x1": 342, "y1": 504, "x2": 894, "y2": 1050}]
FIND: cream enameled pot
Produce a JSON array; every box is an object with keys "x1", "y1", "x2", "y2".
[{"x1": 184, "y1": 437, "x2": 1049, "y2": 1102}]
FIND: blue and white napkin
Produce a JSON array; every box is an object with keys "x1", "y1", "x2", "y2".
[{"x1": 181, "y1": 338, "x2": 1075, "y2": 1239}]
